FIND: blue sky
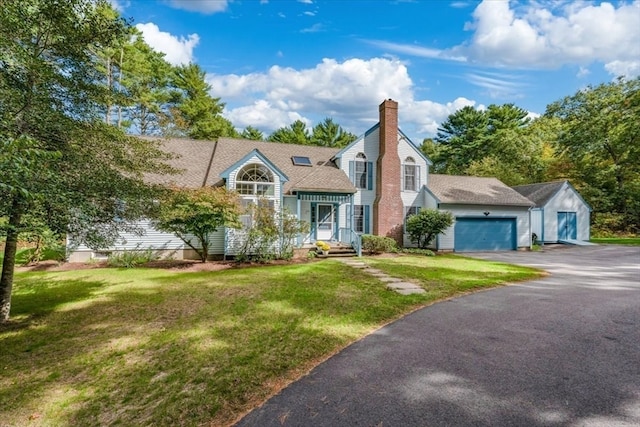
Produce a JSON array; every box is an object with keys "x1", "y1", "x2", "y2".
[{"x1": 111, "y1": 0, "x2": 640, "y2": 143}]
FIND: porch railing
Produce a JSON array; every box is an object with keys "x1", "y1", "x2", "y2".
[{"x1": 338, "y1": 228, "x2": 362, "y2": 257}]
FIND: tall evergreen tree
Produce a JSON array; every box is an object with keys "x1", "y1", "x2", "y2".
[
  {"x1": 268, "y1": 120, "x2": 311, "y2": 145},
  {"x1": 240, "y1": 126, "x2": 265, "y2": 141},
  {"x1": 310, "y1": 117, "x2": 357, "y2": 147},
  {"x1": 170, "y1": 63, "x2": 238, "y2": 139}
]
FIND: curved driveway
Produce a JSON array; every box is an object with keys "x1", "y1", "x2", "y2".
[{"x1": 236, "y1": 245, "x2": 640, "y2": 427}]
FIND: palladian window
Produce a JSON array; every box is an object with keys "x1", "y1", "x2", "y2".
[{"x1": 235, "y1": 163, "x2": 275, "y2": 196}]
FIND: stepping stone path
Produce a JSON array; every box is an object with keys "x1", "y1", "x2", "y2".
[{"x1": 336, "y1": 259, "x2": 426, "y2": 295}]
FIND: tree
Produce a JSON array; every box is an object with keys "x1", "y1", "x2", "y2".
[
  {"x1": 154, "y1": 187, "x2": 242, "y2": 262},
  {"x1": 120, "y1": 33, "x2": 174, "y2": 135},
  {"x1": 433, "y1": 106, "x2": 489, "y2": 174},
  {"x1": 170, "y1": 63, "x2": 238, "y2": 139},
  {"x1": 406, "y1": 209, "x2": 454, "y2": 249},
  {"x1": 268, "y1": 120, "x2": 311, "y2": 145},
  {"x1": 240, "y1": 126, "x2": 265, "y2": 141},
  {"x1": 0, "y1": 0, "x2": 171, "y2": 322},
  {"x1": 545, "y1": 77, "x2": 640, "y2": 233},
  {"x1": 310, "y1": 117, "x2": 357, "y2": 147}
]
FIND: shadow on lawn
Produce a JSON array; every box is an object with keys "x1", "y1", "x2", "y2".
[
  {"x1": 1, "y1": 262, "x2": 422, "y2": 427},
  {"x1": 7, "y1": 275, "x2": 108, "y2": 322}
]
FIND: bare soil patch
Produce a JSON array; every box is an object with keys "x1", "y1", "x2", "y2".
[{"x1": 15, "y1": 257, "x2": 319, "y2": 273}]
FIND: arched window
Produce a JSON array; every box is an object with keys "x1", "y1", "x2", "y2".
[
  {"x1": 235, "y1": 163, "x2": 275, "y2": 196},
  {"x1": 403, "y1": 156, "x2": 418, "y2": 192},
  {"x1": 355, "y1": 152, "x2": 368, "y2": 189}
]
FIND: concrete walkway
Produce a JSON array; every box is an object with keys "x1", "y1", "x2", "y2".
[{"x1": 336, "y1": 258, "x2": 426, "y2": 295}]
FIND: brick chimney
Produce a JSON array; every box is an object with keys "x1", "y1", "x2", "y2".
[{"x1": 373, "y1": 99, "x2": 404, "y2": 245}]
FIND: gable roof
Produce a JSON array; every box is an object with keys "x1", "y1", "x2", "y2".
[
  {"x1": 428, "y1": 174, "x2": 534, "y2": 207},
  {"x1": 512, "y1": 180, "x2": 591, "y2": 210},
  {"x1": 145, "y1": 137, "x2": 356, "y2": 194},
  {"x1": 511, "y1": 181, "x2": 566, "y2": 207}
]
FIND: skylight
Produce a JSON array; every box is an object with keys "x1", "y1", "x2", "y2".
[{"x1": 291, "y1": 156, "x2": 312, "y2": 166}]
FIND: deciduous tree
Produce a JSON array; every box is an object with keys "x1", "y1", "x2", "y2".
[
  {"x1": 154, "y1": 187, "x2": 242, "y2": 262},
  {"x1": 0, "y1": 0, "x2": 171, "y2": 322}
]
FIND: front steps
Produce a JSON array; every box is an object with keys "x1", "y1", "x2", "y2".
[{"x1": 316, "y1": 243, "x2": 358, "y2": 258}]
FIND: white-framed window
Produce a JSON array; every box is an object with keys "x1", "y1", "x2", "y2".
[
  {"x1": 354, "y1": 205, "x2": 364, "y2": 233},
  {"x1": 355, "y1": 152, "x2": 368, "y2": 189},
  {"x1": 403, "y1": 157, "x2": 418, "y2": 192},
  {"x1": 239, "y1": 198, "x2": 275, "y2": 229},
  {"x1": 404, "y1": 206, "x2": 420, "y2": 231},
  {"x1": 235, "y1": 163, "x2": 275, "y2": 196}
]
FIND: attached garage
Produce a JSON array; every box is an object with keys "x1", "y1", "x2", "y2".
[
  {"x1": 425, "y1": 175, "x2": 535, "y2": 252},
  {"x1": 454, "y1": 218, "x2": 516, "y2": 252}
]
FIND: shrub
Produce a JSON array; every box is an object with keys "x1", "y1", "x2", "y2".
[
  {"x1": 406, "y1": 209, "x2": 454, "y2": 249},
  {"x1": 400, "y1": 248, "x2": 435, "y2": 256},
  {"x1": 107, "y1": 248, "x2": 159, "y2": 268},
  {"x1": 361, "y1": 234, "x2": 397, "y2": 254}
]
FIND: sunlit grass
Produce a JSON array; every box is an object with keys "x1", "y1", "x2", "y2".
[
  {"x1": 1, "y1": 255, "x2": 542, "y2": 426},
  {"x1": 591, "y1": 237, "x2": 640, "y2": 245}
]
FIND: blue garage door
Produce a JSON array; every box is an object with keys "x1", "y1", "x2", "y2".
[
  {"x1": 557, "y1": 212, "x2": 577, "y2": 240},
  {"x1": 454, "y1": 218, "x2": 517, "y2": 252}
]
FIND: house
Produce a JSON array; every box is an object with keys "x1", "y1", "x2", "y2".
[
  {"x1": 512, "y1": 181, "x2": 592, "y2": 244},
  {"x1": 67, "y1": 99, "x2": 534, "y2": 262}
]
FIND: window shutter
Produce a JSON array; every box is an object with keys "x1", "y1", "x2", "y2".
[
  {"x1": 401, "y1": 164, "x2": 405, "y2": 191},
  {"x1": 364, "y1": 205, "x2": 370, "y2": 234},
  {"x1": 349, "y1": 161, "x2": 354, "y2": 184},
  {"x1": 416, "y1": 166, "x2": 421, "y2": 191},
  {"x1": 367, "y1": 162, "x2": 373, "y2": 190}
]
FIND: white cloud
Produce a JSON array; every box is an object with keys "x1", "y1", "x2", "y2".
[
  {"x1": 208, "y1": 57, "x2": 471, "y2": 139},
  {"x1": 364, "y1": 39, "x2": 466, "y2": 62},
  {"x1": 465, "y1": 70, "x2": 527, "y2": 99},
  {"x1": 576, "y1": 66, "x2": 590, "y2": 78},
  {"x1": 604, "y1": 60, "x2": 640, "y2": 79},
  {"x1": 108, "y1": 0, "x2": 129, "y2": 11},
  {"x1": 166, "y1": 0, "x2": 230, "y2": 14},
  {"x1": 458, "y1": 0, "x2": 640, "y2": 76},
  {"x1": 301, "y1": 23, "x2": 324, "y2": 33},
  {"x1": 135, "y1": 23, "x2": 199, "y2": 65}
]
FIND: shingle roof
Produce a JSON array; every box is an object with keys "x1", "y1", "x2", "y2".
[
  {"x1": 144, "y1": 137, "x2": 356, "y2": 194},
  {"x1": 511, "y1": 181, "x2": 566, "y2": 207},
  {"x1": 428, "y1": 174, "x2": 534, "y2": 207}
]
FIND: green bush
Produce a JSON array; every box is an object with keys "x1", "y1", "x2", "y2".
[
  {"x1": 400, "y1": 248, "x2": 435, "y2": 256},
  {"x1": 361, "y1": 234, "x2": 397, "y2": 254},
  {"x1": 406, "y1": 209, "x2": 454, "y2": 249},
  {"x1": 107, "y1": 248, "x2": 159, "y2": 268}
]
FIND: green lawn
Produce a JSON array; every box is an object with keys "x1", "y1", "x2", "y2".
[
  {"x1": 1, "y1": 255, "x2": 542, "y2": 427},
  {"x1": 591, "y1": 237, "x2": 640, "y2": 245}
]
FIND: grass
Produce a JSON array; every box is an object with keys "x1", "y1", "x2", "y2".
[
  {"x1": 591, "y1": 237, "x2": 640, "y2": 245},
  {"x1": 1, "y1": 255, "x2": 542, "y2": 427}
]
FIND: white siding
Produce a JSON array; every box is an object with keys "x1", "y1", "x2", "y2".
[
  {"x1": 542, "y1": 185, "x2": 591, "y2": 242},
  {"x1": 67, "y1": 219, "x2": 225, "y2": 261},
  {"x1": 338, "y1": 128, "x2": 431, "y2": 239},
  {"x1": 436, "y1": 204, "x2": 531, "y2": 251},
  {"x1": 339, "y1": 130, "x2": 378, "y2": 208},
  {"x1": 225, "y1": 156, "x2": 282, "y2": 255},
  {"x1": 530, "y1": 209, "x2": 543, "y2": 242}
]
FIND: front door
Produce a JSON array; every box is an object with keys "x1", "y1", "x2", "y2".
[
  {"x1": 558, "y1": 212, "x2": 577, "y2": 240},
  {"x1": 317, "y1": 204, "x2": 335, "y2": 241}
]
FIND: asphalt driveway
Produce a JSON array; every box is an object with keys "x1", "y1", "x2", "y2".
[{"x1": 235, "y1": 245, "x2": 640, "y2": 427}]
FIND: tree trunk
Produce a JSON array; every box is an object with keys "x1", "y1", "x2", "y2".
[
  {"x1": 200, "y1": 238, "x2": 208, "y2": 263},
  {"x1": 1, "y1": 196, "x2": 23, "y2": 323}
]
